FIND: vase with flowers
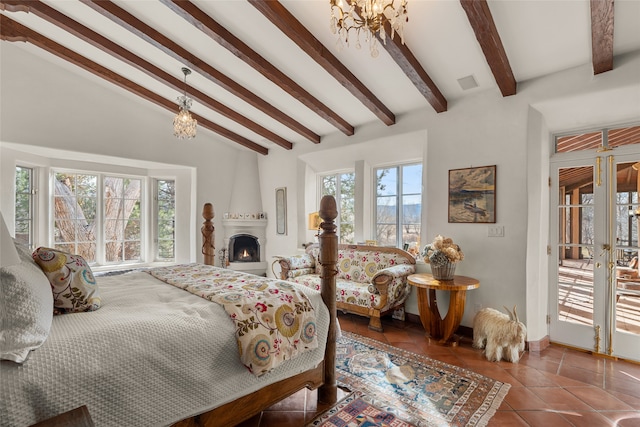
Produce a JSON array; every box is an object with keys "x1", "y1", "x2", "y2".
[{"x1": 421, "y1": 235, "x2": 464, "y2": 280}]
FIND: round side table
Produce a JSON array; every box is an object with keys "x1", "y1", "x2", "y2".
[{"x1": 407, "y1": 273, "x2": 479, "y2": 345}]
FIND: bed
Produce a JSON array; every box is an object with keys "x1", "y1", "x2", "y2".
[{"x1": 0, "y1": 196, "x2": 339, "y2": 426}]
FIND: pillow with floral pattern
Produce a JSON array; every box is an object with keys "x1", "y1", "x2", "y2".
[{"x1": 32, "y1": 247, "x2": 101, "y2": 314}]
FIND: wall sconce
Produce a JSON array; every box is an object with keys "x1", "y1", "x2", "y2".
[{"x1": 308, "y1": 212, "x2": 321, "y2": 231}]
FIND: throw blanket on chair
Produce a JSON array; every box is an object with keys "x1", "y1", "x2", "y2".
[{"x1": 147, "y1": 264, "x2": 318, "y2": 376}]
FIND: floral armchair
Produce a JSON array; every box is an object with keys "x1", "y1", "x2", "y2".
[{"x1": 277, "y1": 244, "x2": 416, "y2": 331}]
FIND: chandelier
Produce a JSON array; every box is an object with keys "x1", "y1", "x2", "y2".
[
  {"x1": 173, "y1": 67, "x2": 197, "y2": 140},
  {"x1": 329, "y1": 0, "x2": 408, "y2": 57}
]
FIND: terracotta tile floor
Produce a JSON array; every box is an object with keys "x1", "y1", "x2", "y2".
[{"x1": 236, "y1": 313, "x2": 640, "y2": 427}]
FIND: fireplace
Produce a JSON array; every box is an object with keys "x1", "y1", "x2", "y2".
[
  {"x1": 222, "y1": 151, "x2": 267, "y2": 276},
  {"x1": 222, "y1": 217, "x2": 267, "y2": 276},
  {"x1": 229, "y1": 234, "x2": 260, "y2": 263}
]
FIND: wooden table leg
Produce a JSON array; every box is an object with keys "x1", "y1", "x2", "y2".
[
  {"x1": 428, "y1": 288, "x2": 442, "y2": 339},
  {"x1": 440, "y1": 290, "x2": 467, "y2": 344},
  {"x1": 416, "y1": 288, "x2": 432, "y2": 335}
]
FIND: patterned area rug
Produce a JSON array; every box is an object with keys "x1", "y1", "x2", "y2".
[{"x1": 309, "y1": 332, "x2": 510, "y2": 427}]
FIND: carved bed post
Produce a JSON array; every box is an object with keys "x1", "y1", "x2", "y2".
[
  {"x1": 317, "y1": 195, "x2": 338, "y2": 404},
  {"x1": 202, "y1": 203, "x2": 215, "y2": 266}
]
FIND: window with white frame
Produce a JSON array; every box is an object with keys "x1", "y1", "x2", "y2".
[
  {"x1": 53, "y1": 171, "x2": 142, "y2": 265},
  {"x1": 155, "y1": 179, "x2": 175, "y2": 261},
  {"x1": 15, "y1": 166, "x2": 35, "y2": 248},
  {"x1": 374, "y1": 163, "x2": 422, "y2": 248},
  {"x1": 321, "y1": 172, "x2": 355, "y2": 244}
]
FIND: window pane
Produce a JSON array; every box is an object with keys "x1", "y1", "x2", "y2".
[
  {"x1": 402, "y1": 164, "x2": 422, "y2": 195},
  {"x1": 377, "y1": 224, "x2": 397, "y2": 247},
  {"x1": 608, "y1": 125, "x2": 640, "y2": 149},
  {"x1": 320, "y1": 173, "x2": 354, "y2": 244},
  {"x1": 124, "y1": 242, "x2": 141, "y2": 261},
  {"x1": 15, "y1": 166, "x2": 34, "y2": 247},
  {"x1": 377, "y1": 168, "x2": 397, "y2": 196},
  {"x1": 104, "y1": 176, "x2": 142, "y2": 264},
  {"x1": 375, "y1": 163, "x2": 422, "y2": 249},
  {"x1": 322, "y1": 176, "x2": 336, "y2": 196},
  {"x1": 156, "y1": 179, "x2": 175, "y2": 261},
  {"x1": 53, "y1": 173, "x2": 97, "y2": 262},
  {"x1": 556, "y1": 131, "x2": 602, "y2": 153}
]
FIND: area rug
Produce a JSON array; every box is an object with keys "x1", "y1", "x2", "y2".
[
  {"x1": 308, "y1": 390, "x2": 418, "y2": 427},
  {"x1": 310, "y1": 332, "x2": 511, "y2": 427}
]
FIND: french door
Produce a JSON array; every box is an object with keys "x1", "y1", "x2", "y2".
[{"x1": 550, "y1": 151, "x2": 640, "y2": 362}]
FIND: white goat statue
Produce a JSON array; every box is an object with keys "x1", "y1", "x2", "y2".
[{"x1": 473, "y1": 305, "x2": 526, "y2": 363}]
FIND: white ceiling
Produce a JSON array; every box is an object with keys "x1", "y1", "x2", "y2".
[{"x1": 2, "y1": 0, "x2": 639, "y2": 154}]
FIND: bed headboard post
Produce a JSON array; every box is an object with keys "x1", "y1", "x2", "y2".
[
  {"x1": 202, "y1": 203, "x2": 215, "y2": 266},
  {"x1": 317, "y1": 195, "x2": 338, "y2": 404}
]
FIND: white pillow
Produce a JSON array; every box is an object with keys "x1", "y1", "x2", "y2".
[{"x1": 0, "y1": 243, "x2": 54, "y2": 363}]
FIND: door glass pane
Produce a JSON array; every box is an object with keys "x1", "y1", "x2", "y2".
[
  {"x1": 558, "y1": 165, "x2": 595, "y2": 326},
  {"x1": 615, "y1": 161, "x2": 640, "y2": 335},
  {"x1": 558, "y1": 246, "x2": 594, "y2": 326}
]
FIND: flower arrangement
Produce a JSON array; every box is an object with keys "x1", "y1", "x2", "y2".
[{"x1": 421, "y1": 235, "x2": 464, "y2": 266}]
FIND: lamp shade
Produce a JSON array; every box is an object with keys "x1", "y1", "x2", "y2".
[
  {"x1": 307, "y1": 212, "x2": 321, "y2": 230},
  {"x1": 0, "y1": 210, "x2": 20, "y2": 268}
]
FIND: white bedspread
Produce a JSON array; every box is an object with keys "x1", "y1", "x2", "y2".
[{"x1": 0, "y1": 271, "x2": 329, "y2": 427}]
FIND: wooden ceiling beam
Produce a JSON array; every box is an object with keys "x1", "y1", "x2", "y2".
[
  {"x1": 159, "y1": 0, "x2": 354, "y2": 137},
  {"x1": 0, "y1": 14, "x2": 269, "y2": 155},
  {"x1": 377, "y1": 21, "x2": 448, "y2": 113},
  {"x1": 460, "y1": 0, "x2": 516, "y2": 97},
  {"x1": 1, "y1": 0, "x2": 292, "y2": 150},
  {"x1": 590, "y1": 0, "x2": 614, "y2": 75},
  {"x1": 81, "y1": 0, "x2": 320, "y2": 144},
  {"x1": 249, "y1": 0, "x2": 397, "y2": 124}
]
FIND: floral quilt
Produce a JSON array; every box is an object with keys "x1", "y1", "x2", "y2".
[{"x1": 146, "y1": 264, "x2": 318, "y2": 376}]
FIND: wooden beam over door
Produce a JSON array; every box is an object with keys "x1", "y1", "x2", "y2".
[
  {"x1": 460, "y1": 0, "x2": 516, "y2": 97},
  {"x1": 0, "y1": 14, "x2": 269, "y2": 155},
  {"x1": 249, "y1": 0, "x2": 397, "y2": 125},
  {"x1": 159, "y1": 0, "x2": 355, "y2": 137},
  {"x1": 590, "y1": 0, "x2": 615, "y2": 75}
]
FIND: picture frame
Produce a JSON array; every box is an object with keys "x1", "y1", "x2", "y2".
[
  {"x1": 275, "y1": 187, "x2": 287, "y2": 235},
  {"x1": 448, "y1": 165, "x2": 496, "y2": 223}
]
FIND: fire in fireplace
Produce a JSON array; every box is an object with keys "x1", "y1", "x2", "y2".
[{"x1": 228, "y1": 234, "x2": 260, "y2": 263}]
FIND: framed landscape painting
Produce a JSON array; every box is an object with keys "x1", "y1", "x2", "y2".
[{"x1": 448, "y1": 165, "x2": 496, "y2": 223}]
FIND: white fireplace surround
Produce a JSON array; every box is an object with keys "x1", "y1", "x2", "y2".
[{"x1": 222, "y1": 218, "x2": 267, "y2": 276}]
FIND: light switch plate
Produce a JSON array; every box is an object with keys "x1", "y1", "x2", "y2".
[{"x1": 488, "y1": 225, "x2": 504, "y2": 237}]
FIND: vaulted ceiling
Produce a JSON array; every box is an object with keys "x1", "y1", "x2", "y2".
[{"x1": 2, "y1": 0, "x2": 639, "y2": 155}]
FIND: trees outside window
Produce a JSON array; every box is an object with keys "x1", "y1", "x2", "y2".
[
  {"x1": 375, "y1": 163, "x2": 422, "y2": 248},
  {"x1": 53, "y1": 171, "x2": 141, "y2": 264},
  {"x1": 15, "y1": 166, "x2": 35, "y2": 247},
  {"x1": 156, "y1": 179, "x2": 175, "y2": 261},
  {"x1": 321, "y1": 172, "x2": 355, "y2": 244}
]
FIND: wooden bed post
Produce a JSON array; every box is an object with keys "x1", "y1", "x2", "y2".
[
  {"x1": 202, "y1": 203, "x2": 215, "y2": 266},
  {"x1": 318, "y1": 195, "x2": 338, "y2": 404}
]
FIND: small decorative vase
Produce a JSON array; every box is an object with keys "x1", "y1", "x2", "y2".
[{"x1": 431, "y1": 261, "x2": 456, "y2": 280}]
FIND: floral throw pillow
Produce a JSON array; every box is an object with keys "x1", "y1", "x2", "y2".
[{"x1": 32, "y1": 247, "x2": 101, "y2": 314}]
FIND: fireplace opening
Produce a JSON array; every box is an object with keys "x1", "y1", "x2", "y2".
[{"x1": 229, "y1": 234, "x2": 260, "y2": 263}]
